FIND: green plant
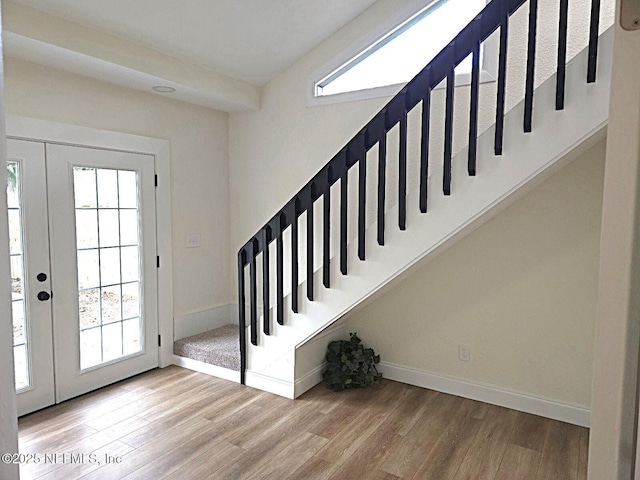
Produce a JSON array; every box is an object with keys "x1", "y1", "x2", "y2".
[
  {"x1": 323, "y1": 332, "x2": 382, "y2": 392},
  {"x1": 6, "y1": 162, "x2": 17, "y2": 192}
]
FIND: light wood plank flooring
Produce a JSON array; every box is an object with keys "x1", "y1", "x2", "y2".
[{"x1": 17, "y1": 366, "x2": 588, "y2": 479}]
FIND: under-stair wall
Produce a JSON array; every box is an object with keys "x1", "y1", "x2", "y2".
[
  {"x1": 229, "y1": 0, "x2": 614, "y2": 406},
  {"x1": 343, "y1": 137, "x2": 606, "y2": 426}
]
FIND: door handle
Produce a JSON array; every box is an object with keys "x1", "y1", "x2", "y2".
[{"x1": 37, "y1": 291, "x2": 51, "y2": 302}]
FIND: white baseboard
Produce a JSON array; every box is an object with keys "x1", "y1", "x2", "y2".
[
  {"x1": 245, "y1": 370, "x2": 295, "y2": 399},
  {"x1": 173, "y1": 355, "x2": 240, "y2": 383},
  {"x1": 294, "y1": 364, "x2": 325, "y2": 398},
  {"x1": 292, "y1": 324, "x2": 344, "y2": 397},
  {"x1": 379, "y1": 362, "x2": 590, "y2": 427},
  {"x1": 173, "y1": 304, "x2": 237, "y2": 341}
]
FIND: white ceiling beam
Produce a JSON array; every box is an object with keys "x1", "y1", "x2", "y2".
[{"x1": 1, "y1": 1, "x2": 261, "y2": 111}]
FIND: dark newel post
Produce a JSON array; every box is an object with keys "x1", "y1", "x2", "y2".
[{"x1": 238, "y1": 250, "x2": 246, "y2": 384}]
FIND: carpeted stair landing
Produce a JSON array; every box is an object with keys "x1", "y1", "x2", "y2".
[{"x1": 173, "y1": 324, "x2": 240, "y2": 371}]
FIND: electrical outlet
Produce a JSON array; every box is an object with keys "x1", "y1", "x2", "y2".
[
  {"x1": 458, "y1": 344, "x2": 471, "y2": 362},
  {"x1": 186, "y1": 234, "x2": 201, "y2": 248}
]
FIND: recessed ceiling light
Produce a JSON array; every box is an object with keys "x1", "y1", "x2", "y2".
[{"x1": 152, "y1": 86, "x2": 176, "y2": 93}]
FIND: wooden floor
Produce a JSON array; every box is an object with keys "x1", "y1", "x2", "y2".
[{"x1": 17, "y1": 366, "x2": 588, "y2": 480}]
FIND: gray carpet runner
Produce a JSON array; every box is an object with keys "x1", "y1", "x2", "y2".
[{"x1": 173, "y1": 324, "x2": 240, "y2": 371}]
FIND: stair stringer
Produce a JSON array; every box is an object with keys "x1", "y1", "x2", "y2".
[{"x1": 243, "y1": 28, "x2": 612, "y2": 399}]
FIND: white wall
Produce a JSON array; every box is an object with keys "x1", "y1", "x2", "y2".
[
  {"x1": 228, "y1": 0, "x2": 615, "y2": 299},
  {"x1": 344, "y1": 139, "x2": 605, "y2": 409},
  {"x1": 0, "y1": 4, "x2": 20, "y2": 477},
  {"x1": 3, "y1": 57, "x2": 231, "y2": 318}
]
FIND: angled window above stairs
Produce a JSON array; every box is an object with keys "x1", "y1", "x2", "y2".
[{"x1": 308, "y1": 0, "x2": 497, "y2": 106}]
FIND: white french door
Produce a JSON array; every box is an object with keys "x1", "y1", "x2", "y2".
[
  {"x1": 7, "y1": 140, "x2": 55, "y2": 416},
  {"x1": 7, "y1": 139, "x2": 159, "y2": 415}
]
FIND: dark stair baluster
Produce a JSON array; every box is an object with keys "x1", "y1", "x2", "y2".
[
  {"x1": 340, "y1": 170, "x2": 348, "y2": 275},
  {"x1": 524, "y1": 0, "x2": 538, "y2": 132},
  {"x1": 468, "y1": 36, "x2": 480, "y2": 176},
  {"x1": 399, "y1": 105, "x2": 408, "y2": 229},
  {"x1": 358, "y1": 139, "x2": 367, "y2": 260},
  {"x1": 250, "y1": 240, "x2": 258, "y2": 345},
  {"x1": 262, "y1": 228, "x2": 270, "y2": 335},
  {"x1": 495, "y1": 3, "x2": 509, "y2": 156},
  {"x1": 420, "y1": 85, "x2": 431, "y2": 213},
  {"x1": 444, "y1": 67, "x2": 455, "y2": 195},
  {"x1": 276, "y1": 217, "x2": 284, "y2": 325},
  {"x1": 291, "y1": 201, "x2": 299, "y2": 313},
  {"x1": 377, "y1": 133, "x2": 387, "y2": 245},
  {"x1": 587, "y1": 0, "x2": 601, "y2": 83},
  {"x1": 323, "y1": 178, "x2": 331, "y2": 288},
  {"x1": 307, "y1": 187, "x2": 314, "y2": 301},
  {"x1": 556, "y1": 0, "x2": 569, "y2": 110}
]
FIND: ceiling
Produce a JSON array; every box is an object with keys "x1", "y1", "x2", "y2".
[{"x1": 11, "y1": 0, "x2": 378, "y2": 86}]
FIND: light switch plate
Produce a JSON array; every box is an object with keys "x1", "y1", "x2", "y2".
[{"x1": 186, "y1": 234, "x2": 201, "y2": 248}]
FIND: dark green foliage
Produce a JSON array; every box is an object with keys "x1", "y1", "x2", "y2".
[
  {"x1": 7, "y1": 163, "x2": 17, "y2": 192},
  {"x1": 323, "y1": 332, "x2": 382, "y2": 392}
]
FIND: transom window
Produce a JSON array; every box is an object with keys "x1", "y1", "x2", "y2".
[{"x1": 311, "y1": 0, "x2": 491, "y2": 103}]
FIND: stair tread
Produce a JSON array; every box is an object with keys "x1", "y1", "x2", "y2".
[{"x1": 173, "y1": 324, "x2": 240, "y2": 371}]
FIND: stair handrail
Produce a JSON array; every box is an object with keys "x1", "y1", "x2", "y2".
[{"x1": 237, "y1": 0, "x2": 602, "y2": 385}]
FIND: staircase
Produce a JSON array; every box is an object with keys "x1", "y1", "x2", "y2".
[{"x1": 237, "y1": 0, "x2": 611, "y2": 398}]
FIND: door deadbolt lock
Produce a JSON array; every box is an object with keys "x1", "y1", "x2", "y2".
[
  {"x1": 37, "y1": 291, "x2": 51, "y2": 301},
  {"x1": 37, "y1": 273, "x2": 47, "y2": 282}
]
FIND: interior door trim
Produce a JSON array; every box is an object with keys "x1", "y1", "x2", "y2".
[{"x1": 6, "y1": 115, "x2": 174, "y2": 368}]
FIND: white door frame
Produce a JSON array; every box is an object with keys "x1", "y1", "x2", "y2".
[{"x1": 6, "y1": 115, "x2": 174, "y2": 368}]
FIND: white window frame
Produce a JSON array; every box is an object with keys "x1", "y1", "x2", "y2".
[{"x1": 307, "y1": 0, "x2": 498, "y2": 107}]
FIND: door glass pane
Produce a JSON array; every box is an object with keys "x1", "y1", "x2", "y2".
[
  {"x1": 123, "y1": 318, "x2": 141, "y2": 355},
  {"x1": 122, "y1": 282, "x2": 140, "y2": 319},
  {"x1": 97, "y1": 169, "x2": 118, "y2": 208},
  {"x1": 80, "y1": 328, "x2": 101, "y2": 370},
  {"x1": 7, "y1": 161, "x2": 30, "y2": 390},
  {"x1": 79, "y1": 288, "x2": 100, "y2": 329},
  {"x1": 98, "y1": 209, "x2": 120, "y2": 248},
  {"x1": 74, "y1": 167, "x2": 143, "y2": 370},
  {"x1": 77, "y1": 249, "x2": 100, "y2": 289},
  {"x1": 121, "y1": 247, "x2": 139, "y2": 283},
  {"x1": 76, "y1": 209, "x2": 99, "y2": 249},
  {"x1": 74, "y1": 168, "x2": 97, "y2": 208},
  {"x1": 120, "y1": 210, "x2": 139, "y2": 246},
  {"x1": 101, "y1": 285, "x2": 122, "y2": 324},
  {"x1": 100, "y1": 247, "x2": 121, "y2": 286}
]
